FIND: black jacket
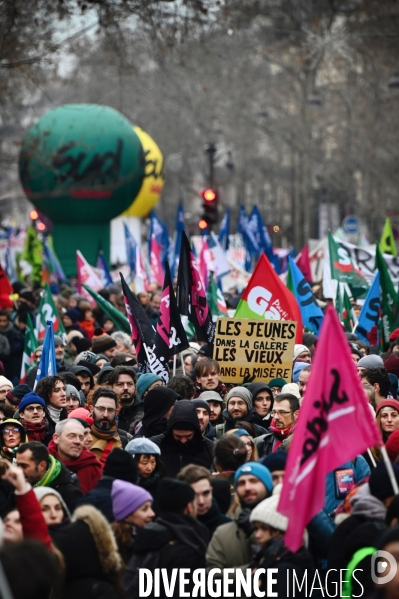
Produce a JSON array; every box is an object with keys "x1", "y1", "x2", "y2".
[
  {"x1": 49, "y1": 463, "x2": 83, "y2": 512},
  {"x1": 0, "y1": 323, "x2": 24, "y2": 382},
  {"x1": 74, "y1": 476, "x2": 115, "y2": 522},
  {"x1": 137, "y1": 387, "x2": 180, "y2": 438},
  {"x1": 118, "y1": 397, "x2": 143, "y2": 433},
  {"x1": 150, "y1": 400, "x2": 214, "y2": 478},
  {"x1": 122, "y1": 512, "x2": 209, "y2": 598},
  {"x1": 197, "y1": 499, "x2": 231, "y2": 536},
  {"x1": 217, "y1": 408, "x2": 269, "y2": 438}
]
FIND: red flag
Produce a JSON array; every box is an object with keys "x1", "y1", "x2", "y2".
[
  {"x1": 296, "y1": 244, "x2": 312, "y2": 283},
  {"x1": 150, "y1": 236, "x2": 164, "y2": 286},
  {"x1": 0, "y1": 264, "x2": 12, "y2": 296},
  {"x1": 278, "y1": 305, "x2": 382, "y2": 551},
  {"x1": 235, "y1": 253, "x2": 303, "y2": 342},
  {"x1": 76, "y1": 251, "x2": 102, "y2": 306}
]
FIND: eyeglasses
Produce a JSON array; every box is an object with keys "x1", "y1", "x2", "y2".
[
  {"x1": 94, "y1": 406, "x2": 116, "y2": 415},
  {"x1": 270, "y1": 410, "x2": 293, "y2": 417},
  {"x1": 24, "y1": 406, "x2": 44, "y2": 413},
  {"x1": 3, "y1": 427, "x2": 20, "y2": 434}
]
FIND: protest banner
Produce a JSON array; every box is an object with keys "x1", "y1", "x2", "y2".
[{"x1": 213, "y1": 317, "x2": 296, "y2": 384}]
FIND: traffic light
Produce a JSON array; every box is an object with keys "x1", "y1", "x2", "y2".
[{"x1": 199, "y1": 188, "x2": 218, "y2": 229}]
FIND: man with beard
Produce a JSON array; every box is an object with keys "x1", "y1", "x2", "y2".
[
  {"x1": 206, "y1": 462, "x2": 273, "y2": 574},
  {"x1": 192, "y1": 399, "x2": 215, "y2": 440},
  {"x1": 108, "y1": 366, "x2": 141, "y2": 432},
  {"x1": 215, "y1": 387, "x2": 269, "y2": 438},
  {"x1": 149, "y1": 400, "x2": 214, "y2": 477},
  {"x1": 89, "y1": 387, "x2": 129, "y2": 466}
]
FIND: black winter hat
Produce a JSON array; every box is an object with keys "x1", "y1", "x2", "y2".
[
  {"x1": 197, "y1": 344, "x2": 212, "y2": 357},
  {"x1": 369, "y1": 462, "x2": 399, "y2": 501},
  {"x1": 192, "y1": 399, "x2": 211, "y2": 415},
  {"x1": 261, "y1": 449, "x2": 288, "y2": 472},
  {"x1": 6, "y1": 384, "x2": 32, "y2": 406},
  {"x1": 103, "y1": 448, "x2": 138, "y2": 484},
  {"x1": 157, "y1": 478, "x2": 195, "y2": 513},
  {"x1": 73, "y1": 337, "x2": 92, "y2": 354},
  {"x1": 97, "y1": 365, "x2": 114, "y2": 385}
]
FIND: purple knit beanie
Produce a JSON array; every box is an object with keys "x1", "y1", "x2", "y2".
[{"x1": 111, "y1": 479, "x2": 153, "y2": 521}]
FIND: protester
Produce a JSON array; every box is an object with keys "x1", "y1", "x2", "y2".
[
  {"x1": 48, "y1": 419, "x2": 102, "y2": 493},
  {"x1": 18, "y1": 391, "x2": 52, "y2": 446},
  {"x1": 293, "y1": 343, "x2": 311, "y2": 363},
  {"x1": 109, "y1": 365, "x2": 141, "y2": 432},
  {"x1": 261, "y1": 449, "x2": 287, "y2": 486},
  {"x1": 0, "y1": 418, "x2": 27, "y2": 461},
  {"x1": 136, "y1": 372, "x2": 163, "y2": 400},
  {"x1": 167, "y1": 374, "x2": 195, "y2": 399},
  {"x1": 89, "y1": 387, "x2": 129, "y2": 464},
  {"x1": 149, "y1": 400, "x2": 214, "y2": 477},
  {"x1": 268, "y1": 377, "x2": 287, "y2": 398},
  {"x1": 136, "y1": 386, "x2": 179, "y2": 438},
  {"x1": 69, "y1": 364, "x2": 94, "y2": 398},
  {"x1": 35, "y1": 375, "x2": 68, "y2": 429},
  {"x1": 192, "y1": 398, "x2": 215, "y2": 440},
  {"x1": 360, "y1": 367, "x2": 391, "y2": 406},
  {"x1": 376, "y1": 399, "x2": 399, "y2": 443},
  {"x1": 125, "y1": 437, "x2": 164, "y2": 502},
  {"x1": 246, "y1": 382, "x2": 274, "y2": 427},
  {"x1": 15, "y1": 440, "x2": 82, "y2": 511},
  {"x1": 298, "y1": 365, "x2": 311, "y2": 397},
  {"x1": 194, "y1": 358, "x2": 227, "y2": 398},
  {"x1": 268, "y1": 393, "x2": 300, "y2": 452},
  {"x1": 34, "y1": 486, "x2": 71, "y2": 529},
  {"x1": 232, "y1": 428, "x2": 258, "y2": 461},
  {"x1": 0, "y1": 375, "x2": 12, "y2": 403},
  {"x1": 215, "y1": 386, "x2": 268, "y2": 438},
  {"x1": 199, "y1": 390, "x2": 225, "y2": 425}
]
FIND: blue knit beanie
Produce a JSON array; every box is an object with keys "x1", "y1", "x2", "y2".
[
  {"x1": 19, "y1": 392, "x2": 46, "y2": 412},
  {"x1": 136, "y1": 373, "x2": 163, "y2": 399},
  {"x1": 234, "y1": 462, "x2": 273, "y2": 492}
]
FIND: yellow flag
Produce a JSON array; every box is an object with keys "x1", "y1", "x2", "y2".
[{"x1": 380, "y1": 218, "x2": 397, "y2": 256}]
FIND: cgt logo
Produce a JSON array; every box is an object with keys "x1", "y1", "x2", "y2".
[
  {"x1": 247, "y1": 286, "x2": 281, "y2": 320},
  {"x1": 371, "y1": 550, "x2": 398, "y2": 585}
]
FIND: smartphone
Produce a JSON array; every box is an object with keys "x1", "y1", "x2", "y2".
[{"x1": 334, "y1": 468, "x2": 355, "y2": 499}]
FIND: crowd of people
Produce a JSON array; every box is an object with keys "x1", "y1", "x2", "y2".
[{"x1": 1, "y1": 282, "x2": 399, "y2": 598}]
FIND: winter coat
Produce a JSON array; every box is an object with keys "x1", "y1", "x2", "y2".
[
  {"x1": 74, "y1": 476, "x2": 115, "y2": 522},
  {"x1": 215, "y1": 409, "x2": 269, "y2": 438},
  {"x1": 0, "y1": 323, "x2": 23, "y2": 382},
  {"x1": 246, "y1": 383, "x2": 274, "y2": 428},
  {"x1": 48, "y1": 440, "x2": 102, "y2": 494},
  {"x1": 137, "y1": 387, "x2": 180, "y2": 438},
  {"x1": 117, "y1": 397, "x2": 143, "y2": 433},
  {"x1": 254, "y1": 431, "x2": 276, "y2": 458},
  {"x1": 197, "y1": 499, "x2": 231, "y2": 536},
  {"x1": 206, "y1": 506, "x2": 256, "y2": 574},
  {"x1": 52, "y1": 504, "x2": 123, "y2": 599},
  {"x1": 122, "y1": 512, "x2": 209, "y2": 598},
  {"x1": 47, "y1": 462, "x2": 83, "y2": 512},
  {"x1": 250, "y1": 536, "x2": 319, "y2": 598},
  {"x1": 149, "y1": 400, "x2": 214, "y2": 477},
  {"x1": 203, "y1": 421, "x2": 216, "y2": 441}
]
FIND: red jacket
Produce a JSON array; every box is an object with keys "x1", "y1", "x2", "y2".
[
  {"x1": 48, "y1": 440, "x2": 102, "y2": 494},
  {"x1": 15, "y1": 489, "x2": 53, "y2": 550}
]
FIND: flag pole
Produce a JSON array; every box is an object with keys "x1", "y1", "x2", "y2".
[
  {"x1": 173, "y1": 354, "x2": 176, "y2": 377},
  {"x1": 381, "y1": 445, "x2": 399, "y2": 494},
  {"x1": 367, "y1": 448, "x2": 377, "y2": 468}
]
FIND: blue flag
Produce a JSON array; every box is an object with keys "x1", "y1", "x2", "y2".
[
  {"x1": 218, "y1": 208, "x2": 230, "y2": 251},
  {"x1": 288, "y1": 257, "x2": 324, "y2": 336},
  {"x1": 34, "y1": 321, "x2": 57, "y2": 388},
  {"x1": 356, "y1": 271, "x2": 381, "y2": 344},
  {"x1": 249, "y1": 206, "x2": 281, "y2": 273},
  {"x1": 171, "y1": 204, "x2": 185, "y2": 281},
  {"x1": 96, "y1": 250, "x2": 113, "y2": 287},
  {"x1": 123, "y1": 222, "x2": 137, "y2": 276},
  {"x1": 149, "y1": 211, "x2": 171, "y2": 265},
  {"x1": 237, "y1": 205, "x2": 259, "y2": 257}
]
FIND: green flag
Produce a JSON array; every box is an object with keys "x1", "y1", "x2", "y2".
[
  {"x1": 375, "y1": 243, "x2": 398, "y2": 346},
  {"x1": 82, "y1": 284, "x2": 131, "y2": 335},
  {"x1": 20, "y1": 225, "x2": 43, "y2": 283},
  {"x1": 20, "y1": 313, "x2": 38, "y2": 383},
  {"x1": 380, "y1": 218, "x2": 397, "y2": 257},
  {"x1": 36, "y1": 284, "x2": 66, "y2": 340},
  {"x1": 342, "y1": 287, "x2": 355, "y2": 332},
  {"x1": 286, "y1": 261, "x2": 295, "y2": 296},
  {"x1": 207, "y1": 272, "x2": 228, "y2": 320},
  {"x1": 328, "y1": 231, "x2": 368, "y2": 290}
]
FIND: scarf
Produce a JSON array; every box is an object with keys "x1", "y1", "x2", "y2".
[
  {"x1": 34, "y1": 454, "x2": 62, "y2": 487},
  {"x1": 0, "y1": 446, "x2": 17, "y2": 462},
  {"x1": 48, "y1": 405, "x2": 62, "y2": 424},
  {"x1": 21, "y1": 418, "x2": 49, "y2": 443},
  {"x1": 269, "y1": 420, "x2": 296, "y2": 452},
  {"x1": 91, "y1": 423, "x2": 118, "y2": 441}
]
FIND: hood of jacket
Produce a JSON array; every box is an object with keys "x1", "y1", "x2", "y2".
[
  {"x1": 247, "y1": 383, "x2": 273, "y2": 403},
  {"x1": 163, "y1": 399, "x2": 202, "y2": 444},
  {"x1": 142, "y1": 387, "x2": 180, "y2": 429},
  {"x1": 69, "y1": 365, "x2": 94, "y2": 388},
  {"x1": 156, "y1": 512, "x2": 209, "y2": 556}
]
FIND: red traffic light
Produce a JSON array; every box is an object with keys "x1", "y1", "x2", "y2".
[
  {"x1": 30, "y1": 209, "x2": 39, "y2": 220},
  {"x1": 202, "y1": 189, "x2": 217, "y2": 202}
]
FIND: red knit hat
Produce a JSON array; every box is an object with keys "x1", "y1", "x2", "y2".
[
  {"x1": 389, "y1": 328, "x2": 399, "y2": 342},
  {"x1": 376, "y1": 399, "x2": 399, "y2": 416},
  {"x1": 384, "y1": 355, "x2": 399, "y2": 378},
  {"x1": 386, "y1": 430, "x2": 399, "y2": 462}
]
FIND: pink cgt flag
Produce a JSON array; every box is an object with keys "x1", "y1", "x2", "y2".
[{"x1": 278, "y1": 305, "x2": 382, "y2": 552}]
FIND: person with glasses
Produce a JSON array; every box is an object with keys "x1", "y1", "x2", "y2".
[
  {"x1": 18, "y1": 392, "x2": 52, "y2": 445},
  {"x1": 268, "y1": 393, "x2": 300, "y2": 452},
  {"x1": 89, "y1": 387, "x2": 130, "y2": 466},
  {"x1": 0, "y1": 418, "x2": 27, "y2": 461}
]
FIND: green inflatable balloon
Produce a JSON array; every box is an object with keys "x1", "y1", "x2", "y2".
[{"x1": 19, "y1": 104, "x2": 144, "y2": 224}]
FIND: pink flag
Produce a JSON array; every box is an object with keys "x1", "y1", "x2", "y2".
[
  {"x1": 150, "y1": 236, "x2": 164, "y2": 286},
  {"x1": 296, "y1": 244, "x2": 312, "y2": 282},
  {"x1": 76, "y1": 251, "x2": 103, "y2": 305},
  {"x1": 199, "y1": 237, "x2": 209, "y2": 291},
  {"x1": 278, "y1": 305, "x2": 382, "y2": 552}
]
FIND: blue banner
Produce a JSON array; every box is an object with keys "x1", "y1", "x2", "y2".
[
  {"x1": 288, "y1": 257, "x2": 324, "y2": 336},
  {"x1": 356, "y1": 271, "x2": 380, "y2": 344},
  {"x1": 96, "y1": 250, "x2": 113, "y2": 287},
  {"x1": 123, "y1": 222, "x2": 137, "y2": 275},
  {"x1": 218, "y1": 208, "x2": 230, "y2": 251},
  {"x1": 34, "y1": 321, "x2": 57, "y2": 388},
  {"x1": 149, "y1": 210, "x2": 171, "y2": 265},
  {"x1": 237, "y1": 205, "x2": 260, "y2": 257},
  {"x1": 171, "y1": 203, "x2": 185, "y2": 280}
]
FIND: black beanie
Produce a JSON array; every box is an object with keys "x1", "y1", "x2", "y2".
[
  {"x1": 192, "y1": 399, "x2": 211, "y2": 415},
  {"x1": 261, "y1": 449, "x2": 288, "y2": 472},
  {"x1": 369, "y1": 461, "x2": 399, "y2": 501},
  {"x1": 6, "y1": 384, "x2": 32, "y2": 406},
  {"x1": 157, "y1": 478, "x2": 195, "y2": 513},
  {"x1": 73, "y1": 337, "x2": 92, "y2": 354},
  {"x1": 103, "y1": 448, "x2": 138, "y2": 484}
]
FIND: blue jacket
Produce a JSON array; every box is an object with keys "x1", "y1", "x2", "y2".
[{"x1": 324, "y1": 455, "x2": 370, "y2": 515}]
